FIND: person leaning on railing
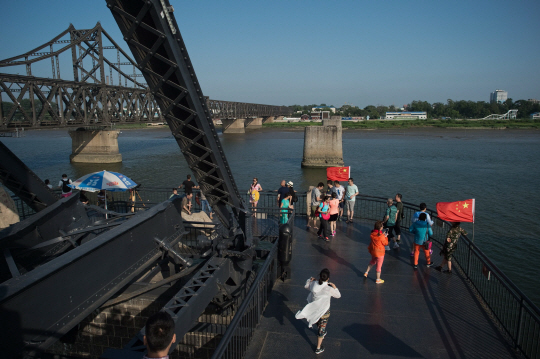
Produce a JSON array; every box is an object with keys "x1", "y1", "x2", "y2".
[{"x1": 280, "y1": 192, "x2": 292, "y2": 224}]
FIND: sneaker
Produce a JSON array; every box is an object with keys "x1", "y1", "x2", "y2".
[
  {"x1": 385, "y1": 245, "x2": 390, "y2": 251},
  {"x1": 393, "y1": 242, "x2": 400, "y2": 249},
  {"x1": 413, "y1": 265, "x2": 418, "y2": 270},
  {"x1": 410, "y1": 252, "x2": 414, "y2": 257},
  {"x1": 435, "y1": 266, "x2": 442, "y2": 272},
  {"x1": 332, "y1": 230, "x2": 336, "y2": 236},
  {"x1": 430, "y1": 249, "x2": 433, "y2": 255},
  {"x1": 325, "y1": 237, "x2": 330, "y2": 242},
  {"x1": 443, "y1": 269, "x2": 452, "y2": 275},
  {"x1": 318, "y1": 234, "x2": 323, "y2": 239},
  {"x1": 364, "y1": 272, "x2": 368, "y2": 278},
  {"x1": 315, "y1": 346, "x2": 325, "y2": 354},
  {"x1": 376, "y1": 279, "x2": 384, "y2": 284},
  {"x1": 426, "y1": 262, "x2": 434, "y2": 267}
]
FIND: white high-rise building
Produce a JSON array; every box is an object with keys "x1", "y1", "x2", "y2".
[{"x1": 490, "y1": 89, "x2": 508, "y2": 103}]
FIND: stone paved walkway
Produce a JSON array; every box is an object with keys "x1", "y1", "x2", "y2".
[{"x1": 245, "y1": 217, "x2": 517, "y2": 358}]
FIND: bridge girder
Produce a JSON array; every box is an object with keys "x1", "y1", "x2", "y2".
[{"x1": 0, "y1": 23, "x2": 292, "y2": 129}]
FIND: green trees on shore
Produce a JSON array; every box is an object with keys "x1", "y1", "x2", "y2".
[{"x1": 291, "y1": 99, "x2": 540, "y2": 120}]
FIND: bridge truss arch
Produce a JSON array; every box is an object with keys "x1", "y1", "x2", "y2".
[
  {"x1": 0, "y1": 23, "x2": 291, "y2": 129},
  {"x1": 481, "y1": 109, "x2": 518, "y2": 120}
]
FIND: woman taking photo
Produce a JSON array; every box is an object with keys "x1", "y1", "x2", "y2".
[
  {"x1": 295, "y1": 268, "x2": 341, "y2": 355},
  {"x1": 249, "y1": 178, "x2": 262, "y2": 216}
]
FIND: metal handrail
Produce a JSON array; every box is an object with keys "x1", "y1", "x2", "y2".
[
  {"x1": 211, "y1": 236, "x2": 279, "y2": 359},
  {"x1": 8, "y1": 186, "x2": 540, "y2": 358}
]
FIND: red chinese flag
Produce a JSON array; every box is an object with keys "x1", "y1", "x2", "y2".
[
  {"x1": 436, "y1": 199, "x2": 475, "y2": 223},
  {"x1": 326, "y1": 166, "x2": 350, "y2": 182}
]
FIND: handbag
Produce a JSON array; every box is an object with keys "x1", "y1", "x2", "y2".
[{"x1": 320, "y1": 203, "x2": 330, "y2": 220}]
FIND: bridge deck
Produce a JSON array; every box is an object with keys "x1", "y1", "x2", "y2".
[{"x1": 246, "y1": 217, "x2": 516, "y2": 358}]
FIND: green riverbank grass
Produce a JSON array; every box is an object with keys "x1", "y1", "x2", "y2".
[{"x1": 262, "y1": 119, "x2": 540, "y2": 129}]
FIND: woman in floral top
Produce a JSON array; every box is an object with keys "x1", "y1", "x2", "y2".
[{"x1": 436, "y1": 222, "x2": 467, "y2": 274}]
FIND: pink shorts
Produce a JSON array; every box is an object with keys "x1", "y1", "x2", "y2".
[
  {"x1": 61, "y1": 192, "x2": 72, "y2": 198},
  {"x1": 369, "y1": 255, "x2": 385, "y2": 272}
]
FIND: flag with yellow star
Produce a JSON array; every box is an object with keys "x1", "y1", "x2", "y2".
[
  {"x1": 436, "y1": 199, "x2": 475, "y2": 223},
  {"x1": 326, "y1": 166, "x2": 350, "y2": 182}
]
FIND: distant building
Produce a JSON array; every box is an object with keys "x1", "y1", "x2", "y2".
[
  {"x1": 528, "y1": 99, "x2": 540, "y2": 104},
  {"x1": 311, "y1": 111, "x2": 330, "y2": 120},
  {"x1": 311, "y1": 106, "x2": 336, "y2": 113},
  {"x1": 385, "y1": 112, "x2": 427, "y2": 120},
  {"x1": 490, "y1": 89, "x2": 508, "y2": 104},
  {"x1": 531, "y1": 112, "x2": 540, "y2": 120}
]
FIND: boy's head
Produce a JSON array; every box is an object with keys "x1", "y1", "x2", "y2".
[
  {"x1": 419, "y1": 203, "x2": 427, "y2": 211},
  {"x1": 144, "y1": 312, "x2": 176, "y2": 356},
  {"x1": 172, "y1": 188, "x2": 178, "y2": 194},
  {"x1": 187, "y1": 175, "x2": 191, "y2": 180},
  {"x1": 334, "y1": 181, "x2": 340, "y2": 186},
  {"x1": 327, "y1": 180, "x2": 333, "y2": 187}
]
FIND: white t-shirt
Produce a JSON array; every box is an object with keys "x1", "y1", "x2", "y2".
[
  {"x1": 332, "y1": 185, "x2": 344, "y2": 200},
  {"x1": 59, "y1": 178, "x2": 72, "y2": 194},
  {"x1": 412, "y1": 211, "x2": 434, "y2": 226}
]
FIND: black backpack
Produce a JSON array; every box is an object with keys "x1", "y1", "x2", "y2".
[{"x1": 61, "y1": 179, "x2": 71, "y2": 192}]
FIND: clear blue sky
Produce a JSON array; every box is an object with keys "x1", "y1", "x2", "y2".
[{"x1": 1, "y1": 0, "x2": 539, "y2": 107}]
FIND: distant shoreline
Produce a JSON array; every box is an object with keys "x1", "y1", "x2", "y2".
[{"x1": 13, "y1": 119, "x2": 540, "y2": 132}]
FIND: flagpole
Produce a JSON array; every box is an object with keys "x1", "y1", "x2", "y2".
[{"x1": 472, "y1": 198, "x2": 475, "y2": 243}]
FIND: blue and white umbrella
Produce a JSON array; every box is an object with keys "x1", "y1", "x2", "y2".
[
  {"x1": 69, "y1": 170, "x2": 138, "y2": 217},
  {"x1": 68, "y1": 170, "x2": 137, "y2": 193}
]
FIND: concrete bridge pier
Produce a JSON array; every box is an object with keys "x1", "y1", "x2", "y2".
[
  {"x1": 263, "y1": 116, "x2": 274, "y2": 124},
  {"x1": 301, "y1": 119, "x2": 344, "y2": 167},
  {"x1": 221, "y1": 118, "x2": 245, "y2": 133},
  {"x1": 275, "y1": 116, "x2": 284, "y2": 122},
  {"x1": 245, "y1": 117, "x2": 263, "y2": 128},
  {"x1": 69, "y1": 129, "x2": 122, "y2": 163}
]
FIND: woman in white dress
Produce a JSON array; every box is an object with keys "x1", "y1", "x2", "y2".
[{"x1": 295, "y1": 268, "x2": 341, "y2": 354}]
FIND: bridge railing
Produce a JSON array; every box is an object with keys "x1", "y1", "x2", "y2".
[
  {"x1": 317, "y1": 192, "x2": 539, "y2": 359},
  {"x1": 224, "y1": 190, "x2": 540, "y2": 359},
  {"x1": 10, "y1": 188, "x2": 539, "y2": 358},
  {"x1": 210, "y1": 207, "x2": 293, "y2": 359}
]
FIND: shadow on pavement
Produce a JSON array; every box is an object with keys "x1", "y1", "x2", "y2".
[{"x1": 343, "y1": 323, "x2": 423, "y2": 357}]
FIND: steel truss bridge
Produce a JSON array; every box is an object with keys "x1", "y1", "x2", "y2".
[
  {"x1": 0, "y1": 23, "x2": 291, "y2": 129},
  {"x1": 0, "y1": 1, "x2": 291, "y2": 358}
]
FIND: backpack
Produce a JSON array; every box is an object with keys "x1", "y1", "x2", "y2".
[{"x1": 61, "y1": 179, "x2": 71, "y2": 193}]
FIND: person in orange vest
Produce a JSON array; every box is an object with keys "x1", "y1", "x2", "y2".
[{"x1": 364, "y1": 220, "x2": 389, "y2": 284}]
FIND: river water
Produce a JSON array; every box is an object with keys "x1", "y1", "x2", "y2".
[{"x1": 2, "y1": 127, "x2": 540, "y2": 305}]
